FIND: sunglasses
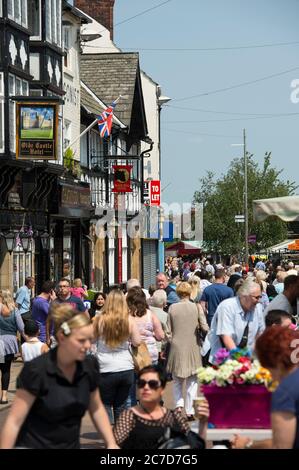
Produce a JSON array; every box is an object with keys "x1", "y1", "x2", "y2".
[{"x1": 137, "y1": 379, "x2": 161, "y2": 390}]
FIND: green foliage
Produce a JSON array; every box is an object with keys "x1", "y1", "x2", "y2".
[
  {"x1": 193, "y1": 153, "x2": 297, "y2": 255},
  {"x1": 63, "y1": 148, "x2": 81, "y2": 178}
]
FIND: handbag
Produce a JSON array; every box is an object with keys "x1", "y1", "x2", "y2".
[
  {"x1": 130, "y1": 342, "x2": 152, "y2": 372},
  {"x1": 196, "y1": 326, "x2": 206, "y2": 347},
  {"x1": 195, "y1": 303, "x2": 209, "y2": 347},
  {"x1": 158, "y1": 427, "x2": 205, "y2": 449}
]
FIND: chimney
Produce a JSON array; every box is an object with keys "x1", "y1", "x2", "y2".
[{"x1": 74, "y1": 0, "x2": 115, "y2": 40}]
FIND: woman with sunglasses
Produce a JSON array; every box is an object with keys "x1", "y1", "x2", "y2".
[{"x1": 113, "y1": 365, "x2": 209, "y2": 449}]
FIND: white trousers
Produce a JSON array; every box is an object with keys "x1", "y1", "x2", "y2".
[{"x1": 172, "y1": 375, "x2": 198, "y2": 415}]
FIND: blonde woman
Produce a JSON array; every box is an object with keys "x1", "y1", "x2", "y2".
[
  {"x1": 255, "y1": 269, "x2": 268, "y2": 293},
  {"x1": 188, "y1": 276, "x2": 202, "y2": 303},
  {"x1": 93, "y1": 289, "x2": 141, "y2": 424},
  {"x1": 167, "y1": 282, "x2": 209, "y2": 420},
  {"x1": 0, "y1": 290, "x2": 14, "y2": 317},
  {"x1": 0, "y1": 290, "x2": 24, "y2": 404},
  {"x1": 0, "y1": 304, "x2": 118, "y2": 449}
]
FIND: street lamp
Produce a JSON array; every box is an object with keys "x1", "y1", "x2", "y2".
[
  {"x1": 157, "y1": 91, "x2": 171, "y2": 273},
  {"x1": 158, "y1": 94, "x2": 171, "y2": 182},
  {"x1": 2, "y1": 231, "x2": 16, "y2": 254},
  {"x1": 231, "y1": 129, "x2": 248, "y2": 265},
  {"x1": 40, "y1": 231, "x2": 50, "y2": 250}
]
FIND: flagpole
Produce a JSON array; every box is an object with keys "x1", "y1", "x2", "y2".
[
  {"x1": 64, "y1": 118, "x2": 98, "y2": 153},
  {"x1": 64, "y1": 95, "x2": 122, "y2": 153}
]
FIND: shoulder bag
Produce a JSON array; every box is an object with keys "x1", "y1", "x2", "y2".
[{"x1": 130, "y1": 341, "x2": 152, "y2": 372}]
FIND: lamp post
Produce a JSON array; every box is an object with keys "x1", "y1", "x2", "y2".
[
  {"x1": 157, "y1": 94, "x2": 171, "y2": 182},
  {"x1": 157, "y1": 91, "x2": 171, "y2": 273},
  {"x1": 3, "y1": 231, "x2": 16, "y2": 254},
  {"x1": 231, "y1": 128, "x2": 248, "y2": 265},
  {"x1": 40, "y1": 231, "x2": 50, "y2": 251},
  {"x1": 243, "y1": 129, "x2": 249, "y2": 266}
]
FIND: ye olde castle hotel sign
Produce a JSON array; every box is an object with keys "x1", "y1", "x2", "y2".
[{"x1": 15, "y1": 100, "x2": 59, "y2": 160}]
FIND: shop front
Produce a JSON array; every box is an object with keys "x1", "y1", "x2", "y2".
[{"x1": 49, "y1": 181, "x2": 92, "y2": 285}]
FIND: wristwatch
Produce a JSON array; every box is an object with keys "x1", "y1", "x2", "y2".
[{"x1": 245, "y1": 439, "x2": 254, "y2": 449}]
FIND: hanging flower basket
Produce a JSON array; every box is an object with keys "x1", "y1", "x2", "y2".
[
  {"x1": 202, "y1": 383, "x2": 271, "y2": 428},
  {"x1": 197, "y1": 348, "x2": 273, "y2": 428}
]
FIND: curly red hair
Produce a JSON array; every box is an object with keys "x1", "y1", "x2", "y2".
[{"x1": 255, "y1": 326, "x2": 299, "y2": 371}]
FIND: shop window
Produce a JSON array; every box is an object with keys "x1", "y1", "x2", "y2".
[
  {"x1": 63, "y1": 26, "x2": 71, "y2": 69},
  {"x1": 13, "y1": 245, "x2": 34, "y2": 296},
  {"x1": 9, "y1": 74, "x2": 29, "y2": 153},
  {"x1": 63, "y1": 229, "x2": 74, "y2": 281},
  {"x1": 28, "y1": 0, "x2": 41, "y2": 38},
  {"x1": 45, "y1": 0, "x2": 61, "y2": 47},
  {"x1": 29, "y1": 52, "x2": 40, "y2": 81},
  {"x1": 80, "y1": 124, "x2": 88, "y2": 168},
  {"x1": 8, "y1": 0, "x2": 28, "y2": 28}
]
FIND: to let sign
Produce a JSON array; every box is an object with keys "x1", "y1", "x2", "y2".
[{"x1": 150, "y1": 180, "x2": 161, "y2": 206}]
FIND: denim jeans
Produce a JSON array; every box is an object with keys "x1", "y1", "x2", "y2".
[{"x1": 99, "y1": 369, "x2": 134, "y2": 424}]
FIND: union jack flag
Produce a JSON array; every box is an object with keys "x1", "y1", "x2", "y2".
[{"x1": 97, "y1": 100, "x2": 117, "y2": 138}]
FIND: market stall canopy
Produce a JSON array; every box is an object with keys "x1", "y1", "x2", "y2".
[
  {"x1": 165, "y1": 241, "x2": 202, "y2": 256},
  {"x1": 266, "y1": 239, "x2": 295, "y2": 253},
  {"x1": 253, "y1": 195, "x2": 299, "y2": 222}
]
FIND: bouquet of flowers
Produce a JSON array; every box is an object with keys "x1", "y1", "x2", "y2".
[{"x1": 197, "y1": 348, "x2": 272, "y2": 388}]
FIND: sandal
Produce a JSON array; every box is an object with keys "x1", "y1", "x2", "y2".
[{"x1": 0, "y1": 400, "x2": 8, "y2": 404}]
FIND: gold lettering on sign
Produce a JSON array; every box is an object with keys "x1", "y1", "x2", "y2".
[{"x1": 61, "y1": 186, "x2": 90, "y2": 208}]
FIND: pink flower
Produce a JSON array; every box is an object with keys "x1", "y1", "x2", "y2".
[
  {"x1": 238, "y1": 357, "x2": 251, "y2": 365},
  {"x1": 236, "y1": 378, "x2": 245, "y2": 385}
]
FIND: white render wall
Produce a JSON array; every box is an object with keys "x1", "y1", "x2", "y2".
[
  {"x1": 141, "y1": 71, "x2": 160, "y2": 182},
  {"x1": 80, "y1": 14, "x2": 120, "y2": 54},
  {"x1": 78, "y1": 11, "x2": 161, "y2": 182},
  {"x1": 63, "y1": 12, "x2": 82, "y2": 161}
]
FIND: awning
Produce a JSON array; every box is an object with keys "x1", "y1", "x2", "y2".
[
  {"x1": 253, "y1": 195, "x2": 299, "y2": 222},
  {"x1": 165, "y1": 241, "x2": 202, "y2": 256},
  {"x1": 266, "y1": 239, "x2": 294, "y2": 253}
]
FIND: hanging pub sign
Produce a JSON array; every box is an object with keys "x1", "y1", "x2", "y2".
[
  {"x1": 112, "y1": 165, "x2": 133, "y2": 193},
  {"x1": 16, "y1": 101, "x2": 59, "y2": 160}
]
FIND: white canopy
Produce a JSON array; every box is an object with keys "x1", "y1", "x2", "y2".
[
  {"x1": 253, "y1": 195, "x2": 299, "y2": 222},
  {"x1": 266, "y1": 239, "x2": 294, "y2": 253}
]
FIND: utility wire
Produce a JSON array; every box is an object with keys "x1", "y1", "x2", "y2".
[
  {"x1": 172, "y1": 65, "x2": 299, "y2": 102},
  {"x1": 163, "y1": 129, "x2": 241, "y2": 138},
  {"x1": 165, "y1": 104, "x2": 299, "y2": 117},
  {"x1": 166, "y1": 112, "x2": 299, "y2": 123},
  {"x1": 94, "y1": 0, "x2": 175, "y2": 35},
  {"x1": 115, "y1": 0, "x2": 174, "y2": 27},
  {"x1": 84, "y1": 40, "x2": 299, "y2": 52}
]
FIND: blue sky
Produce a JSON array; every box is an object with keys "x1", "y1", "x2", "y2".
[{"x1": 114, "y1": 0, "x2": 299, "y2": 205}]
